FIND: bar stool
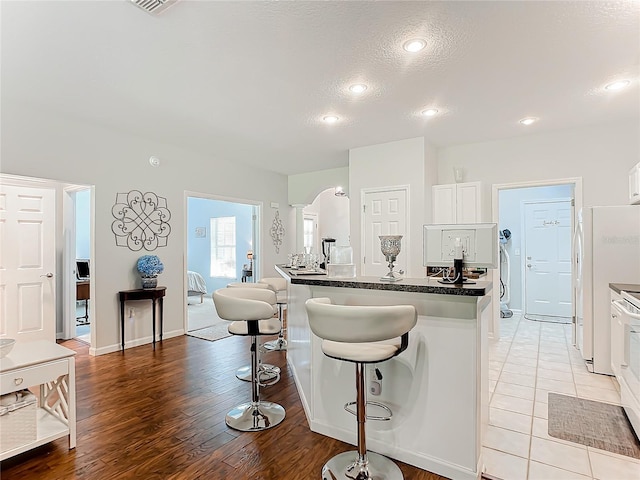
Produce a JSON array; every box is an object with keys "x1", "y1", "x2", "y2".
[
  {"x1": 305, "y1": 298, "x2": 417, "y2": 480},
  {"x1": 226, "y1": 282, "x2": 280, "y2": 383},
  {"x1": 259, "y1": 277, "x2": 288, "y2": 351},
  {"x1": 213, "y1": 287, "x2": 286, "y2": 431}
]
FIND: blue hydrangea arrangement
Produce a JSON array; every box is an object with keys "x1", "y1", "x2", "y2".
[{"x1": 137, "y1": 255, "x2": 164, "y2": 277}]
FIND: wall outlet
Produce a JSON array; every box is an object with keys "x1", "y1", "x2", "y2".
[
  {"x1": 370, "y1": 381, "x2": 382, "y2": 396},
  {"x1": 369, "y1": 365, "x2": 382, "y2": 395},
  {"x1": 129, "y1": 308, "x2": 135, "y2": 318}
]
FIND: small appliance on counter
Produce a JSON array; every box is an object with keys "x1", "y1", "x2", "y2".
[
  {"x1": 327, "y1": 245, "x2": 356, "y2": 278},
  {"x1": 319, "y1": 237, "x2": 336, "y2": 270}
]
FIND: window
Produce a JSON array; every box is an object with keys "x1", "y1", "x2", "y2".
[
  {"x1": 304, "y1": 217, "x2": 315, "y2": 252},
  {"x1": 210, "y1": 216, "x2": 236, "y2": 277}
]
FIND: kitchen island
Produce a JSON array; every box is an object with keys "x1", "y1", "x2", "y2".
[{"x1": 276, "y1": 266, "x2": 493, "y2": 480}]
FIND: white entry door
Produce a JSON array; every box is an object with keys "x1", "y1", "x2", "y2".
[
  {"x1": 524, "y1": 200, "x2": 573, "y2": 318},
  {"x1": 0, "y1": 184, "x2": 56, "y2": 342},
  {"x1": 362, "y1": 187, "x2": 408, "y2": 277}
]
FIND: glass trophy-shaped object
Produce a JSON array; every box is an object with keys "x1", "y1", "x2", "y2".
[{"x1": 379, "y1": 235, "x2": 403, "y2": 282}]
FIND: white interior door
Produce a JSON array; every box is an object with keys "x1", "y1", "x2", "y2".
[
  {"x1": 524, "y1": 200, "x2": 573, "y2": 318},
  {"x1": 0, "y1": 184, "x2": 56, "y2": 342},
  {"x1": 362, "y1": 188, "x2": 408, "y2": 277}
]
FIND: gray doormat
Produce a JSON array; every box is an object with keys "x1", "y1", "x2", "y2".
[
  {"x1": 186, "y1": 323, "x2": 231, "y2": 342},
  {"x1": 548, "y1": 393, "x2": 640, "y2": 459}
]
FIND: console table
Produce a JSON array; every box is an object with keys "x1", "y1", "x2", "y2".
[
  {"x1": 241, "y1": 268, "x2": 253, "y2": 282},
  {"x1": 0, "y1": 341, "x2": 76, "y2": 460},
  {"x1": 118, "y1": 287, "x2": 166, "y2": 350}
]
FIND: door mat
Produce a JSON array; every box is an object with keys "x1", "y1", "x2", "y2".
[
  {"x1": 186, "y1": 323, "x2": 231, "y2": 343},
  {"x1": 548, "y1": 393, "x2": 640, "y2": 459}
]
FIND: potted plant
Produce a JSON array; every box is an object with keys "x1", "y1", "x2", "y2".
[{"x1": 137, "y1": 255, "x2": 164, "y2": 289}]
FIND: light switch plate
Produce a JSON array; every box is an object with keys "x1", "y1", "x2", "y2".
[{"x1": 270, "y1": 202, "x2": 279, "y2": 209}]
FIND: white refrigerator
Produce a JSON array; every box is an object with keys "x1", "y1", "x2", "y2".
[{"x1": 575, "y1": 206, "x2": 640, "y2": 375}]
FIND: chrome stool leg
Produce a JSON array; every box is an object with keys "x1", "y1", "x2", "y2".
[
  {"x1": 236, "y1": 338, "x2": 280, "y2": 384},
  {"x1": 320, "y1": 363, "x2": 402, "y2": 480},
  {"x1": 264, "y1": 303, "x2": 287, "y2": 351},
  {"x1": 226, "y1": 334, "x2": 285, "y2": 432}
]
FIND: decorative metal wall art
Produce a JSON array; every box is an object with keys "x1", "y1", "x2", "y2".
[
  {"x1": 111, "y1": 190, "x2": 171, "y2": 251},
  {"x1": 270, "y1": 210, "x2": 285, "y2": 253}
]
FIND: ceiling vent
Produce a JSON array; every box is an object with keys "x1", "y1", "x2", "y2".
[{"x1": 130, "y1": 0, "x2": 178, "y2": 15}]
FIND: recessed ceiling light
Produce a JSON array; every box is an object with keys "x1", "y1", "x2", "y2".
[
  {"x1": 349, "y1": 84, "x2": 368, "y2": 94},
  {"x1": 421, "y1": 108, "x2": 439, "y2": 117},
  {"x1": 604, "y1": 80, "x2": 631, "y2": 91},
  {"x1": 519, "y1": 117, "x2": 538, "y2": 126},
  {"x1": 323, "y1": 115, "x2": 339, "y2": 124},
  {"x1": 403, "y1": 38, "x2": 427, "y2": 53}
]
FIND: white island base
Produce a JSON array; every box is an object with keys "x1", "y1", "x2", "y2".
[{"x1": 281, "y1": 270, "x2": 492, "y2": 480}]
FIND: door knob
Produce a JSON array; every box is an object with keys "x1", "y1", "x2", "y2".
[
  {"x1": 527, "y1": 264, "x2": 532, "y2": 268},
  {"x1": 40, "y1": 273, "x2": 54, "y2": 278}
]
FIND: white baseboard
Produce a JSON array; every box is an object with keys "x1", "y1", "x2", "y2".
[{"x1": 90, "y1": 329, "x2": 185, "y2": 356}]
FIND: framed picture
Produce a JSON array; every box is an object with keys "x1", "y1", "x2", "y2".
[{"x1": 195, "y1": 227, "x2": 206, "y2": 238}]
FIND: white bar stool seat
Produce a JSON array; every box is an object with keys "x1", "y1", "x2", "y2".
[
  {"x1": 213, "y1": 287, "x2": 286, "y2": 431},
  {"x1": 259, "y1": 277, "x2": 288, "y2": 351},
  {"x1": 226, "y1": 282, "x2": 281, "y2": 383},
  {"x1": 305, "y1": 297, "x2": 417, "y2": 480}
]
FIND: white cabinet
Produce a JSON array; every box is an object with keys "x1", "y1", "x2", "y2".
[
  {"x1": 629, "y1": 162, "x2": 640, "y2": 205},
  {"x1": 0, "y1": 341, "x2": 76, "y2": 461},
  {"x1": 433, "y1": 181, "x2": 483, "y2": 224},
  {"x1": 611, "y1": 288, "x2": 623, "y2": 378}
]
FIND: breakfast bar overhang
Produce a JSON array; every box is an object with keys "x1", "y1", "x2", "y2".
[{"x1": 276, "y1": 266, "x2": 493, "y2": 480}]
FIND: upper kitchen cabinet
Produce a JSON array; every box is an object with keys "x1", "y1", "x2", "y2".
[
  {"x1": 433, "y1": 181, "x2": 484, "y2": 224},
  {"x1": 629, "y1": 162, "x2": 640, "y2": 205}
]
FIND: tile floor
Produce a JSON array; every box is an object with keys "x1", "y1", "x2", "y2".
[{"x1": 484, "y1": 313, "x2": 640, "y2": 480}]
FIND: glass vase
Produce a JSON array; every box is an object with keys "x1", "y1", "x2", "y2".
[{"x1": 141, "y1": 276, "x2": 158, "y2": 289}]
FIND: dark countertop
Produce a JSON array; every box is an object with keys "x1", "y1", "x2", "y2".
[
  {"x1": 609, "y1": 283, "x2": 640, "y2": 294},
  {"x1": 276, "y1": 265, "x2": 491, "y2": 297}
]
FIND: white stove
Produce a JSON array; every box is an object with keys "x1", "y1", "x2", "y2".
[{"x1": 619, "y1": 291, "x2": 640, "y2": 438}]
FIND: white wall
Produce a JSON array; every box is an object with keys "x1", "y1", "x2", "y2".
[
  {"x1": 499, "y1": 184, "x2": 574, "y2": 311},
  {"x1": 303, "y1": 187, "x2": 350, "y2": 247},
  {"x1": 1, "y1": 104, "x2": 292, "y2": 354},
  {"x1": 438, "y1": 121, "x2": 639, "y2": 207},
  {"x1": 288, "y1": 167, "x2": 349, "y2": 206},
  {"x1": 349, "y1": 137, "x2": 433, "y2": 277},
  {"x1": 424, "y1": 139, "x2": 439, "y2": 224}
]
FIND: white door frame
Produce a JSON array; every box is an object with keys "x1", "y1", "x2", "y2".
[
  {"x1": 184, "y1": 191, "x2": 262, "y2": 332},
  {"x1": 521, "y1": 197, "x2": 573, "y2": 319},
  {"x1": 62, "y1": 185, "x2": 94, "y2": 342},
  {"x1": 491, "y1": 177, "x2": 583, "y2": 339},
  {"x1": 360, "y1": 185, "x2": 410, "y2": 277}
]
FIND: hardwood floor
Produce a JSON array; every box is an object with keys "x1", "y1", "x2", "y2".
[{"x1": 1, "y1": 335, "x2": 446, "y2": 479}]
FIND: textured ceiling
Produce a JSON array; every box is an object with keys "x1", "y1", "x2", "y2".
[{"x1": 2, "y1": 1, "x2": 638, "y2": 175}]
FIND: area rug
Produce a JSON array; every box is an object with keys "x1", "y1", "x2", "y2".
[
  {"x1": 186, "y1": 323, "x2": 231, "y2": 342},
  {"x1": 548, "y1": 393, "x2": 640, "y2": 459}
]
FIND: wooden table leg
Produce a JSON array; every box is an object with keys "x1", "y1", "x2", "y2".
[
  {"x1": 120, "y1": 298, "x2": 125, "y2": 351},
  {"x1": 152, "y1": 298, "x2": 157, "y2": 349},
  {"x1": 159, "y1": 297, "x2": 164, "y2": 342}
]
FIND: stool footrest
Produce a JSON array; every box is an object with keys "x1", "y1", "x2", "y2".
[
  {"x1": 257, "y1": 365, "x2": 280, "y2": 387},
  {"x1": 344, "y1": 400, "x2": 392, "y2": 421}
]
